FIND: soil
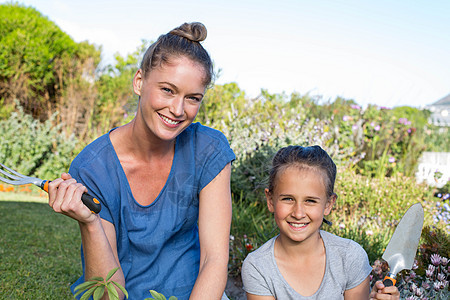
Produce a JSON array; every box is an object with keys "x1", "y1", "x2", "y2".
[{"x1": 225, "y1": 275, "x2": 246, "y2": 300}]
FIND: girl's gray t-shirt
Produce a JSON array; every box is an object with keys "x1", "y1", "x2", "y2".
[{"x1": 242, "y1": 230, "x2": 372, "y2": 299}]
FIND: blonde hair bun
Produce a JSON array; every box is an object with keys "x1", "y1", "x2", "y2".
[{"x1": 169, "y1": 22, "x2": 207, "y2": 42}]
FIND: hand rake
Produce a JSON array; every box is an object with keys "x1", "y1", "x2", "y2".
[{"x1": 0, "y1": 162, "x2": 101, "y2": 213}]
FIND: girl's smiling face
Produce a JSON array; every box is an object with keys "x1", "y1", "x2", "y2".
[
  {"x1": 133, "y1": 55, "x2": 207, "y2": 142},
  {"x1": 266, "y1": 166, "x2": 335, "y2": 246}
]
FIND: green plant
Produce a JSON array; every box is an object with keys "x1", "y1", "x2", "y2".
[
  {"x1": 0, "y1": 104, "x2": 79, "y2": 179},
  {"x1": 73, "y1": 267, "x2": 128, "y2": 300},
  {"x1": 145, "y1": 290, "x2": 178, "y2": 300},
  {"x1": 0, "y1": 3, "x2": 100, "y2": 122}
]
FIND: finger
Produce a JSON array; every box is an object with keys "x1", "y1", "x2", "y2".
[
  {"x1": 51, "y1": 178, "x2": 78, "y2": 212},
  {"x1": 383, "y1": 286, "x2": 400, "y2": 296},
  {"x1": 61, "y1": 172, "x2": 72, "y2": 180},
  {"x1": 61, "y1": 183, "x2": 88, "y2": 213},
  {"x1": 48, "y1": 177, "x2": 65, "y2": 207}
]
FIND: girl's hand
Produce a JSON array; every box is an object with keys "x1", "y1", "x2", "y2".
[
  {"x1": 48, "y1": 173, "x2": 98, "y2": 224},
  {"x1": 370, "y1": 280, "x2": 400, "y2": 300}
]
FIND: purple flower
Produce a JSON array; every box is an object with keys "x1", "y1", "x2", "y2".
[
  {"x1": 422, "y1": 282, "x2": 430, "y2": 289},
  {"x1": 431, "y1": 254, "x2": 442, "y2": 266},
  {"x1": 342, "y1": 115, "x2": 350, "y2": 122},
  {"x1": 407, "y1": 128, "x2": 412, "y2": 133},
  {"x1": 389, "y1": 157, "x2": 396, "y2": 163},
  {"x1": 352, "y1": 124, "x2": 358, "y2": 131},
  {"x1": 410, "y1": 270, "x2": 416, "y2": 279},
  {"x1": 399, "y1": 118, "x2": 409, "y2": 125},
  {"x1": 374, "y1": 125, "x2": 381, "y2": 131},
  {"x1": 433, "y1": 281, "x2": 442, "y2": 291},
  {"x1": 351, "y1": 104, "x2": 361, "y2": 110},
  {"x1": 380, "y1": 106, "x2": 391, "y2": 110},
  {"x1": 441, "y1": 257, "x2": 448, "y2": 266},
  {"x1": 426, "y1": 265, "x2": 435, "y2": 277},
  {"x1": 437, "y1": 273, "x2": 445, "y2": 281}
]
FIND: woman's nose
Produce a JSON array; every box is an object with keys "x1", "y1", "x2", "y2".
[{"x1": 169, "y1": 96, "x2": 184, "y2": 117}]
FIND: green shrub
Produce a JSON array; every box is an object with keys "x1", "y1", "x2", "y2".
[{"x1": 0, "y1": 105, "x2": 78, "y2": 179}]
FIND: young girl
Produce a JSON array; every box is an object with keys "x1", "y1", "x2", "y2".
[
  {"x1": 241, "y1": 145, "x2": 399, "y2": 299},
  {"x1": 48, "y1": 22, "x2": 234, "y2": 299}
]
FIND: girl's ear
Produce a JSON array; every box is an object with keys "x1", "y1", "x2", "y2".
[
  {"x1": 133, "y1": 69, "x2": 144, "y2": 96},
  {"x1": 324, "y1": 193, "x2": 337, "y2": 216},
  {"x1": 265, "y1": 188, "x2": 275, "y2": 213}
]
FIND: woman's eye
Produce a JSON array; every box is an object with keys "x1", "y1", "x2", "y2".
[
  {"x1": 162, "y1": 87, "x2": 173, "y2": 94},
  {"x1": 187, "y1": 96, "x2": 201, "y2": 102}
]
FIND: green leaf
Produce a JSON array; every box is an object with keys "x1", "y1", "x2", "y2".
[
  {"x1": 74, "y1": 281, "x2": 98, "y2": 295},
  {"x1": 79, "y1": 286, "x2": 96, "y2": 300},
  {"x1": 92, "y1": 285, "x2": 105, "y2": 300},
  {"x1": 111, "y1": 280, "x2": 129, "y2": 299},
  {"x1": 168, "y1": 296, "x2": 178, "y2": 300},
  {"x1": 88, "y1": 276, "x2": 106, "y2": 282},
  {"x1": 106, "y1": 282, "x2": 120, "y2": 300},
  {"x1": 149, "y1": 290, "x2": 166, "y2": 300},
  {"x1": 106, "y1": 267, "x2": 119, "y2": 282}
]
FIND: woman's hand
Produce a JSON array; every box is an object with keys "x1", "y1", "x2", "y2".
[
  {"x1": 48, "y1": 173, "x2": 98, "y2": 224},
  {"x1": 370, "y1": 281, "x2": 400, "y2": 300}
]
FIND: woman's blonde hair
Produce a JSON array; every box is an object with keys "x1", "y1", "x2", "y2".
[{"x1": 140, "y1": 22, "x2": 214, "y2": 87}]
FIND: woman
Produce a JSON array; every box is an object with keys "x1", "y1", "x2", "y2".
[{"x1": 48, "y1": 22, "x2": 235, "y2": 300}]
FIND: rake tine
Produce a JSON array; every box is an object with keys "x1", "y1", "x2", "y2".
[
  {"x1": 0, "y1": 175, "x2": 15, "y2": 185},
  {"x1": 0, "y1": 162, "x2": 26, "y2": 178},
  {"x1": 0, "y1": 167, "x2": 23, "y2": 181}
]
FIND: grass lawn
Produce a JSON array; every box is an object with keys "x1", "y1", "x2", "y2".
[{"x1": 0, "y1": 191, "x2": 82, "y2": 299}]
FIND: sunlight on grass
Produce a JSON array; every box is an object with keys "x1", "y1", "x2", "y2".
[
  {"x1": 0, "y1": 188, "x2": 47, "y2": 203},
  {"x1": 0, "y1": 199, "x2": 81, "y2": 298}
]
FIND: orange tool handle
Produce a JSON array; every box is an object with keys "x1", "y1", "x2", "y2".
[
  {"x1": 41, "y1": 180, "x2": 101, "y2": 214},
  {"x1": 382, "y1": 275, "x2": 396, "y2": 287}
]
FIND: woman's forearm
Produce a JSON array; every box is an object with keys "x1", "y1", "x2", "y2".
[
  {"x1": 79, "y1": 217, "x2": 125, "y2": 299},
  {"x1": 189, "y1": 254, "x2": 228, "y2": 299}
]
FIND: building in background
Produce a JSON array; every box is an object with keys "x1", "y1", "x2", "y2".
[{"x1": 427, "y1": 94, "x2": 450, "y2": 126}]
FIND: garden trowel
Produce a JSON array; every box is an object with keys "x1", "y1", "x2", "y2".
[{"x1": 382, "y1": 203, "x2": 424, "y2": 286}]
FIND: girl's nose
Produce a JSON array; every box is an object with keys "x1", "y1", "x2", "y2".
[
  {"x1": 170, "y1": 96, "x2": 184, "y2": 117},
  {"x1": 292, "y1": 202, "x2": 306, "y2": 219}
]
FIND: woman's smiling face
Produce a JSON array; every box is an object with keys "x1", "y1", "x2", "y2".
[
  {"x1": 133, "y1": 55, "x2": 207, "y2": 142},
  {"x1": 266, "y1": 166, "x2": 334, "y2": 246}
]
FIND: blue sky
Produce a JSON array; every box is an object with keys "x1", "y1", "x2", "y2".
[{"x1": 3, "y1": 0, "x2": 450, "y2": 107}]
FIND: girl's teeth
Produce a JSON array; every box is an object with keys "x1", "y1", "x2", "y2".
[
  {"x1": 161, "y1": 115, "x2": 180, "y2": 125},
  {"x1": 290, "y1": 223, "x2": 306, "y2": 228}
]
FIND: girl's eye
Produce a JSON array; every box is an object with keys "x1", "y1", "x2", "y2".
[
  {"x1": 306, "y1": 199, "x2": 318, "y2": 203},
  {"x1": 281, "y1": 197, "x2": 294, "y2": 202}
]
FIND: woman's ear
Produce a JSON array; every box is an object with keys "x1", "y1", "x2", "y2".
[
  {"x1": 324, "y1": 193, "x2": 337, "y2": 216},
  {"x1": 133, "y1": 69, "x2": 143, "y2": 96},
  {"x1": 265, "y1": 188, "x2": 275, "y2": 213}
]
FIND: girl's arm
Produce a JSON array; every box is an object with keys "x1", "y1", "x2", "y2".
[
  {"x1": 246, "y1": 293, "x2": 275, "y2": 300},
  {"x1": 48, "y1": 173, "x2": 125, "y2": 300},
  {"x1": 343, "y1": 276, "x2": 371, "y2": 299},
  {"x1": 189, "y1": 163, "x2": 232, "y2": 299}
]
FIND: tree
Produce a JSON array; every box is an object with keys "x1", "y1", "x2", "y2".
[{"x1": 0, "y1": 3, "x2": 100, "y2": 126}]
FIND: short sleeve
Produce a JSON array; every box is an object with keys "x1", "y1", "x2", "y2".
[
  {"x1": 242, "y1": 255, "x2": 273, "y2": 296},
  {"x1": 344, "y1": 242, "x2": 372, "y2": 290},
  {"x1": 196, "y1": 127, "x2": 235, "y2": 191},
  {"x1": 68, "y1": 135, "x2": 118, "y2": 225}
]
